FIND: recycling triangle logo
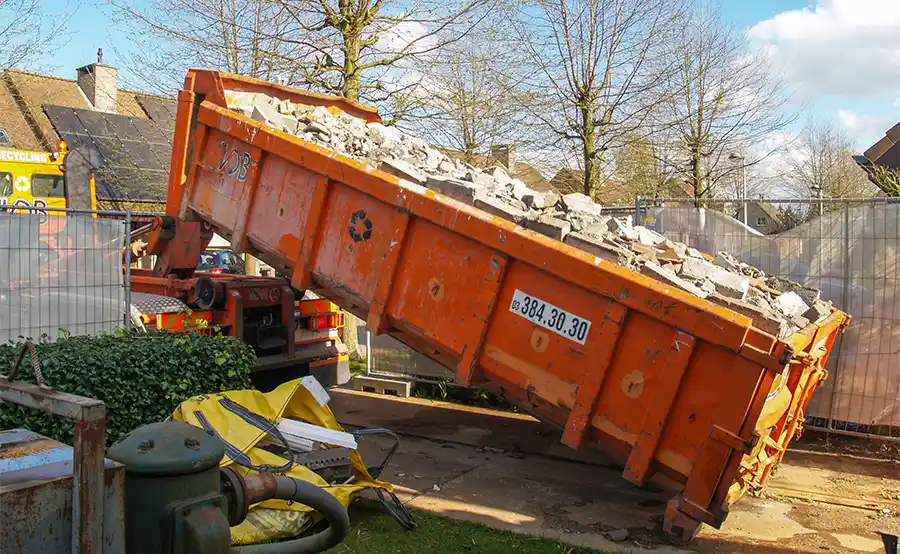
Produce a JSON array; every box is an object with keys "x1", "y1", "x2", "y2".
[{"x1": 348, "y1": 209, "x2": 373, "y2": 243}]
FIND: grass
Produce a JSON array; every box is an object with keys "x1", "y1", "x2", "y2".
[{"x1": 326, "y1": 501, "x2": 605, "y2": 554}]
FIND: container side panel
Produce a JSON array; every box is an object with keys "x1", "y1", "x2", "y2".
[
  {"x1": 478, "y1": 261, "x2": 629, "y2": 414},
  {"x1": 311, "y1": 182, "x2": 405, "y2": 311},
  {"x1": 188, "y1": 129, "x2": 262, "y2": 234},
  {"x1": 386, "y1": 218, "x2": 501, "y2": 358},
  {"x1": 245, "y1": 156, "x2": 322, "y2": 268},
  {"x1": 590, "y1": 313, "x2": 680, "y2": 438},
  {"x1": 654, "y1": 342, "x2": 750, "y2": 476}
]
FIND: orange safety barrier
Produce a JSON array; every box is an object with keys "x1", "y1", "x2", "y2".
[{"x1": 165, "y1": 70, "x2": 850, "y2": 537}]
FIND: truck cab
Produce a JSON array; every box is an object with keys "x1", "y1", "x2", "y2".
[{"x1": 0, "y1": 143, "x2": 73, "y2": 214}]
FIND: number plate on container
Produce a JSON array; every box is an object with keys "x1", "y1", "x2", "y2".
[{"x1": 509, "y1": 289, "x2": 592, "y2": 345}]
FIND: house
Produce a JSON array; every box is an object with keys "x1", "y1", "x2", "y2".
[
  {"x1": 0, "y1": 60, "x2": 176, "y2": 212},
  {"x1": 437, "y1": 144, "x2": 555, "y2": 192},
  {"x1": 737, "y1": 201, "x2": 783, "y2": 235},
  {"x1": 549, "y1": 168, "x2": 633, "y2": 204},
  {"x1": 855, "y1": 120, "x2": 900, "y2": 195}
]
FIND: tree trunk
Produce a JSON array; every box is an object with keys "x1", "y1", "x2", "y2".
[
  {"x1": 581, "y1": 104, "x2": 596, "y2": 197},
  {"x1": 342, "y1": 33, "x2": 362, "y2": 101},
  {"x1": 690, "y1": 144, "x2": 703, "y2": 200}
]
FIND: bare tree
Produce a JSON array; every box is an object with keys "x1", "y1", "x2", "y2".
[
  {"x1": 106, "y1": 0, "x2": 311, "y2": 94},
  {"x1": 272, "y1": 0, "x2": 491, "y2": 124},
  {"x1": 613, "y1": 134, "x2": 681, "y2": 199},
  {"x1": 790, "y1": 116, "x2": 878, "y2": 200},
  {"x1": 406, "y1": 26, "x2": 545, "y2": 161},
  {"x1": 656, "y1": 1, "x2": 797, "y2": 200},
  {"x1": 515, "y1": 0, "x2": 683, "y2": 198},
  {"x1": 0, "y1": 0, "x2": 71, "y2": 71}
]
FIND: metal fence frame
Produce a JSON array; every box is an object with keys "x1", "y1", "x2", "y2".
[
  {"x1": 634, "y1": 196, "x2": 900, "y2": 442},
  {"x1": 0, "y1": 206, "x2": 133, "y2": 340}
]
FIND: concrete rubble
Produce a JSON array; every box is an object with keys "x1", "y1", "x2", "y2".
[{"x1": 227, "y1": 91, "x2": 835, "y2": 339}]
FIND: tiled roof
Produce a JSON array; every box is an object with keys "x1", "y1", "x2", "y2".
[
  {"x1": 437, "y1": 147, "x2": 555, "y2": 192},
  {"x1": 3, "y1": 70, "x2": 91, "y2": 150},
  {"x1": 0, "y1": 75, "x2": 41, "y2": 150},
  {"x1": 550, "y1": 169, "x2": 630, "y2": 203}
]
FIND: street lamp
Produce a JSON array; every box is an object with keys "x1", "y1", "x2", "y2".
[{"x1": 729, "y1": 153, "x2": 747, "y2": 225}]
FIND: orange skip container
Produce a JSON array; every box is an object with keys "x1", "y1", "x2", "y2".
[{"x1": 164, "y1": 70, "x2": 849, "y2": 537}]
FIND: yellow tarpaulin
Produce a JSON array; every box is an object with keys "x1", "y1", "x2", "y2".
[{"x1": 172, "y1": 378, "x2": 392, "y2": 545}]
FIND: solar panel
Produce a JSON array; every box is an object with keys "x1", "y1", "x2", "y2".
[
  {"x1": 44, "y1": 104, "x2": 174, "y2": 203},
  {"x1": 135, "y1": 95, "x2": 177, "y2": 131}
]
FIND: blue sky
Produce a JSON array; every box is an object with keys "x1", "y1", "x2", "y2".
[{"x1": 37, "y1": 0, "x2": 900, "y2": 150}]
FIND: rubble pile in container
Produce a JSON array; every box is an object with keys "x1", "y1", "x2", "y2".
[{"x1": 227, "y1": 91, "x2": 834, "y2": 339}]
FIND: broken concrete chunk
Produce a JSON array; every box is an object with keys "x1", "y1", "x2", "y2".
[
  {"x1": 686, "y1": 247, "x2": 704, "y2": 259},
  {"x1": 710, "y1": 270, "x2": 751, "y2": 301},
  {"x1": 714, "y1": 251, "x2": 740, "y2": 271},
  {"x1": 426, "y1": 176, "x2": 480, "y2": 204},
  {"x1": 766, "y1": 276, "x2": 821, "y2": 306},
  {"x1": 523, "y1": 213, "x2": 571, "y2": 241},
  {"x1": 707, "y1": 294, "x2": 790, "y2": 339},
  {"x1": 680, "y1": 257, "x2": 722, "y2": 282},
  {"x1": 474, "y1": 192, "x2": 528, "y2": 224},
  {"x1": 250, "y1": 102, "x2": 282, "y2": 126},
  {"x1": 633, "y1": 225, "x2": 666, "y2": 246},
  {"x1": 561, "y1": 193, "x2": 604, "y2": 217},
  {"x1": 485, "y1": 166, "x2": 512, "y2": 187},
  {"x1": 607, "y1": 528, "x2": 630, "y2": 542},
  {"x1": 774, "y1": 291, "x2": 810, "y2": 319},
  {"x1": 803, "y1": 300, "x2": 832, "y2": 323},
  {"x1": 564, "y1": 232, "x2": 631, "y2": 264},
  {"x1": 642, "y1": 262, "x2": 709, "y2": 299},
  {"x1": 523, "y1": 191, "x2": 560, "y2": 210},
  {"x1": 582, "y1": 217, "x2": 613, "y2": 238},
  {"x1": 464, "y1": 169, "x2": 495, "y2": 187},
  {"x1": 381, "y1": 159, "x2": 426, "y2": 185},
  {"x1": 791, "y1": 314, "x2": 810, "y2": 330}
]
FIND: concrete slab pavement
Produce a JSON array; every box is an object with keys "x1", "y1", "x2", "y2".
[{"x1": 334, "y1": 389, "x2": 899, "y2": 554}]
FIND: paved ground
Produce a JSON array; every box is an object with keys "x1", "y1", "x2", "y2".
[{"x1": 331, "y1": 389, "x2": 900, "y2": 554}]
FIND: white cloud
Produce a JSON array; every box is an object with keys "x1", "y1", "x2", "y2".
[
  {"x1": 748, "y1": 0, "x2": 900, "y2": 97},
  {"x1": 837, "y1": 109, "x2": 889, "y2": 145}
]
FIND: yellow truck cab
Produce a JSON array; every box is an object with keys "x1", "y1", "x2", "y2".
[{"x1": 0, "y1": 142, "x2": 93, "y2": 214}]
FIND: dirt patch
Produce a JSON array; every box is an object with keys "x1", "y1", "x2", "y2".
[{"x1": 796, "y1": 430, "x2": 900, "y2": 461}]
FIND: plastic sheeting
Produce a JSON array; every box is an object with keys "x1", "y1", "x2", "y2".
[
  {"x1": 645, "y1": 203, "x2": 900, "y2": 436},
  {"x1": 0, "y1": 212, "x2": 126, "y2": 342}
]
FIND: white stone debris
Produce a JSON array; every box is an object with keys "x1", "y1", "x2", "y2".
[{"x1": 227, "y1": 90, "x2": 833, "y2": 338}]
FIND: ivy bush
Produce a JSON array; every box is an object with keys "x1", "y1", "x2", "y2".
[{"x1": 0, "y1": 328, "x2": 255, "y2": 447}]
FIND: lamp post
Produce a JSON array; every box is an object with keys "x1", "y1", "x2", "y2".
[{"x1": 729, "y1": 153, "x2": 747, "y2": 225}]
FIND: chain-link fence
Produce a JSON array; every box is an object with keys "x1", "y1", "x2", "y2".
[
  {"x1": 0, "y1": 207, "x2": 131, "y2": 342},
  {"x1": 369, "y1": 196, "x2": 899, "y2": 441}
]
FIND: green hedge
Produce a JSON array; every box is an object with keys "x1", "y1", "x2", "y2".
[{"x1": 0, "y1": 329, "x2": 255, "y2": 447}]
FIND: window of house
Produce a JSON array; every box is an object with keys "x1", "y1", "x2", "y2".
[
  {"x1": 31, "y1": 174, "x2": 66, "y2": 198},
  {"x1": 0, "y1": 128, "x2": 10, "y2": 146},
  {"x1": 756, "y1": 217, "x2": 767, "y2": 227},
  {"x1": 0, "y1": 172, "x2": 12, "y2": 196}
]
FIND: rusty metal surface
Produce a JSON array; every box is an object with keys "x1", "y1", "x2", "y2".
[
  {"x1": 0, "y1": 430, "x2": 125, "y2": 554},
  {"x1": 0, "y1": 378, "x2": 107, "y2": 554}
]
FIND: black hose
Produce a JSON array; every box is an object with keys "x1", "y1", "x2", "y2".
[{"x1": 234, "y1": 477, "x2": 350, "y2": 554}]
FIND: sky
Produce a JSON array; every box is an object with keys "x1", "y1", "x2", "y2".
[{"x1": 34, "y1": 0, "x2": 900, "y2": 152}]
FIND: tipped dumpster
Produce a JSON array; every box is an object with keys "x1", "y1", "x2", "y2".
[{"x1": 155, "y1": 69, "x2": 850, "y2": 538}]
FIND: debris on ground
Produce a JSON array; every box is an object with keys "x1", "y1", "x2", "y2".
[
  {"x1": 607, "y1": 528, "x2": 630, "y2": 542},
  {"x1": 227, "y1": 91, "x2": 834, "y2": 339}
]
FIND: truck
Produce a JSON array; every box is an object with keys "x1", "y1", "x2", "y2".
[
  {"x1": 143, "y1": 69, "x2": 847, "y2": 539},
  {"x1": 0, "y1": 138, "x2": 350, "y2": 386}
]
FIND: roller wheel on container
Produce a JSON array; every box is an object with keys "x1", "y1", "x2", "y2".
[{"x1": 194, "y1": 276, "x2": 225, "y2": 310}]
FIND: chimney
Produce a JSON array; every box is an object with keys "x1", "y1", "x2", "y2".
[
  {"x1": 491, "y1": 144, "x2": 516, "y2": 173},
  {"x1": 76, "y1": 51, "x2": 118, "y2": 113}
]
